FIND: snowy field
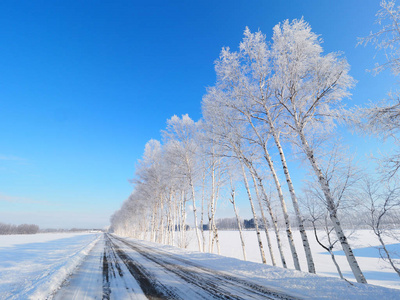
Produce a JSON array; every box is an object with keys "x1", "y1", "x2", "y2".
[
  {"x1": 184, "y1": 229, "x2": 400, "y2": 290},
  {"x1": 112, "y1": 235, "x2": 400, "y2": 299},
  {"x1": 1, "y1": 231, "x2": 400, "y2": 299},
  {"x1": 0, "y1": 232, "x2": 100, "y2": 299}
]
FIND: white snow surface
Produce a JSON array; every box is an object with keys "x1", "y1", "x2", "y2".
[
  {"x1": 1, "y1": 230, "x2": 400, "y2": 299},
  {"x1": 126, "y1": 235, "x2": 400, "y2": 300},
  {"x1": 0, "y1": 232, "x2": 100, "y2": 299},
  {"x1": 183, "y1": 229, "x2": 400, "y2": 290}
]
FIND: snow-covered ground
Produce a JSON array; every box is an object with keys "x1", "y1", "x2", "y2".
[
  {"x1": 0, "y1": 232, "x2": 100, "y2": 299},
  {"x1": 1, "y1": 230, "x2": 400, "y2": 299},
  {"x1": 184, "y1": 229, "x2": 400, "y2": 290},
  {"x1": 128, "y1": 235, "x2": 400, "y2": 300}
]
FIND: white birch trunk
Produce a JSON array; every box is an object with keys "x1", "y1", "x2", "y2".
[
  {"x1": 246, "y1": 116, "x2": 300, "y2": 270},
  {"x1": 189, "y1": 176, "x2": 202, "y2": 251},
  {"x1": 266, "y1": 111, "x2": 315, "y2": 273},
  {"x1": 261, "y1": 143, "x2": 301, "y2": 270},
  {"x1": 150, "y1": 204, "x2": 157, "y2": 243},
  {"x1": 209, "y1": 160, "x2": 220, "y2": 254},
  {"x1": 158, "y1": 195, "x2": 164, "y2": 244},
  {"x1": 254, "y1": 173, "x2": 288, "y2": 268},
  {"x1": 298, "y1": 128, "x2": 367, "y2": 283},
  {"x1": 230, "y1": 187, "x2": 247, "y2": 261},
  {"x1": 200, "y1": 167, "x2": 206, "y2": 252},
  {"x1": 240, "y1": 159, "x2": 267, "y2": 264},
  {"x1": 214, "y1": 178, "x2": 221, "y2": 255},
  {"x1": 210, "y1": 162, "x2": 216, "y2": 253},
  {"x1": 208, "y1": 202, "x2": 213, "y2": 253},
  {"x1": 248, "y1": 164, "x2": 276, "y2": 266},
  {"x1": 179, "y1": 190, "x2": 186, "y2": 248},
  {"x1": 212, "y1": 222, "x2": 221, "y2": 255},
  {"x1": 167, "y1": 190, "x2": 174, "y2": 245}
]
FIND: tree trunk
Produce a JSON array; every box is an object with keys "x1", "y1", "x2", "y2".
[
  {"x1": 210, "y1": 162, "x2": 217, "y2": 253},
  {"x1": 230, "y1": 187, "x2": 247, "y2": 261},
  {"x1": 261, "y1": 144, "x2": 301, "y2": 270},
  {"x1": 209, "y1": 162, "x2": 221, "y2": 255},
  {"x1": 247, "y1": 164, "x2": 276, "y2": 266},
  {"x1": 189, "y1": 177, "x2": 202, "y2": 251},
  {"x1": 150, "y1": 203, "x2": 157, "y2": 243},
  {"x1": 168, "y1": 190, "x2": 174, "y2": 246},
  {"x1": 254, "y1": 173, "x2": 288, "y2": 268},
  {"x1": 240, "y1": 159, "x2": 267, "y2": 264},
  {"x1": 377, "y1": 231, "x2": 400, "y2": 276},
  {"x1": 180, "y1": 190, "x2": 187, "y2": 248},
  {"x1": 200, "y1": 167, "x2": 206, "y2": 252},
  {"x1": 312, "y1": 221, "x2": 344, "y2": 279},
  {"x1": 158, "y1": 194, "x2": 164, "y2": 244},
  {"x1": 267, "y1": 111, "x2": 315, "y2": 273},
  {"x1": 299, "y1": 129, "x2": 367, "y2": 284},
  {"x1": 245, "y1": 116, "x2": 300, "y2": 270}
]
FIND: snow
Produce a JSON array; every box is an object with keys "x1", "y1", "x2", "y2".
[
  {"x1": 0, "y1": 232, "x2": 94, "y2": 248},
  {"x1": 123, "y1": 235, "x2": 400, "y2": 300},
  {"x1": 0, "y1": 232, "x2": 100, "y2": 299},
  {"x1": 53, "y1": 234, "x2": 148, "y2": 300},
  {"x1": 183, "y1": 229, "x2": 400, "y2": 290},
  {"x1": 1, "y1": 230, "x2": 399, "y2": 299}
]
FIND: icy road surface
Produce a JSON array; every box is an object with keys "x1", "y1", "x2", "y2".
[{"x1": 55, "y1": 234, "x2": 299, "y2": 299}]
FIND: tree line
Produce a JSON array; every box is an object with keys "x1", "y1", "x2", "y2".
[
  {"x1": 0, "y1": 222, "x2": 39, "y2": 235},
  {"x1": 110, "y1": 1, "x2": 400, "y2": 283}
]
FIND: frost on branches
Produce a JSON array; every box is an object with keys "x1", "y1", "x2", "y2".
[{"x1": 109, "y1": 18, "x2": 391, "y2": 285}]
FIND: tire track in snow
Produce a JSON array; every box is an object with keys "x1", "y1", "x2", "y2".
[
  {"x1": 110, "y1": 234, "x2": 302, "y2": 300},
  {"x1": 105, "y1": 234, "x2": 177, "y2": 300},
  {"x1": 102, "y1": 234, "x2": 148, "y2": 300},
  {"x1": 55, "y1": 234, "x2": 145, "y2": 300},
  {"x1": 102, "y1": 247, "x2": 111, "y2": 300}
]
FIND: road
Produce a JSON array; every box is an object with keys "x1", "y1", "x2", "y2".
[{"x1": 54, "y1": 233, "x2": 301, "y2": 300}]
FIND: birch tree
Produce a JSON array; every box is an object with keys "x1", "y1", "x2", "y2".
[
  {"x1": 301, "y1": 185, "x2": 344, "y2": 280},
  {"x1": 135, "y1": 139, "x2": 166, "y2": 243},
  {"x1": 226, "y1": 161, "x2": 247, "y2": 261},
  {"x1": 197, "y1": 121, "x2": 224, "y2": 254},
  {"x1": 162, "y1": 114, "x2": 203, "y2": 251},
  {"x1": 202, "y1": 90, "x2": 268, "y2": 264},
  {"x1": 212, "y1": 35, "x2": 306, "y2": 271},
  {"x1": 240, "y1": 28, "x2": 315, "y2": 272},
  {"x1": 360, "y1": 177, "x2": 400, "y2": 277},
  {"x1": 359, "y1": 0, "x2": 400, "y2": 76},
  {"x1": 355, "y1": 1, "x2": 400, "y2": 179},
  {"x1": 271, "y1": 18, "x2": 367, "y2": 283}
]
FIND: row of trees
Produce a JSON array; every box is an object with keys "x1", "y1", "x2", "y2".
[
  {"x1": 111, "y1": 1, "x2": 400, "y2": 284},
  {"x1": 0, "y1": 222, "x2": 39, "y2": 235}
]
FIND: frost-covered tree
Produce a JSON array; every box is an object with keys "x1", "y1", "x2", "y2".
[
  {"x1": 304, "y1": 195, "x2": 345, "y2": 280},
  {"x1": 197, "y1": 121, "x2": 227, "y2": 254},
  {"x1": 355, "y1": 1, "x2": 400, "y2": 179},
  {"x1": 359, "y1": 0, "x2": 400, "y2": 76},
  {"x1": 226, "y1": 159, "x2": 247, "y2": 261},
  {"x1": 134, "y1": 139, "x2": 166, "y2": 242},
  {"x1": 240, "y1": 27, "x2": 315, "y2": 272},
  {"x1": 301, "y1": 143, "x2": 360, "y2": 281},
  {"x1": 202, "y1": 89, "x2": 269, "y2": 264},
  {"x1": 207, "y1": 27, "x2": 321, "y2": 271},
  {"x1": 0, "y1": 223, "x2": 39, "y2": 235},
  {"x1": 271, "y1": 18, "x2": 367, "y2": 283},
  {"x1": 359, "y1": 177, "x2": 400, "y2": 277},
  {"x1": 162, "y1": 114, "x2": 203, "y2": 251}
]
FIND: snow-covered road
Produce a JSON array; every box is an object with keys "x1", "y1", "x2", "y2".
[
  {"x1": 55, "y1": 234, "x2": 298, "y2": 299},
  {"x1": 3, "y1": 232, "x2": 400, "y2": 299}
]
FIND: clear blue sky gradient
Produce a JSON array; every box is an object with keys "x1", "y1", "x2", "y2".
[{"x1": 0, "y1": 0, "x2": 396, "y2": 228}]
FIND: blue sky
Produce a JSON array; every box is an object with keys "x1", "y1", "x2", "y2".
[{"x1": 0, "y1": 0, "x2": 396, "y2": 228}]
